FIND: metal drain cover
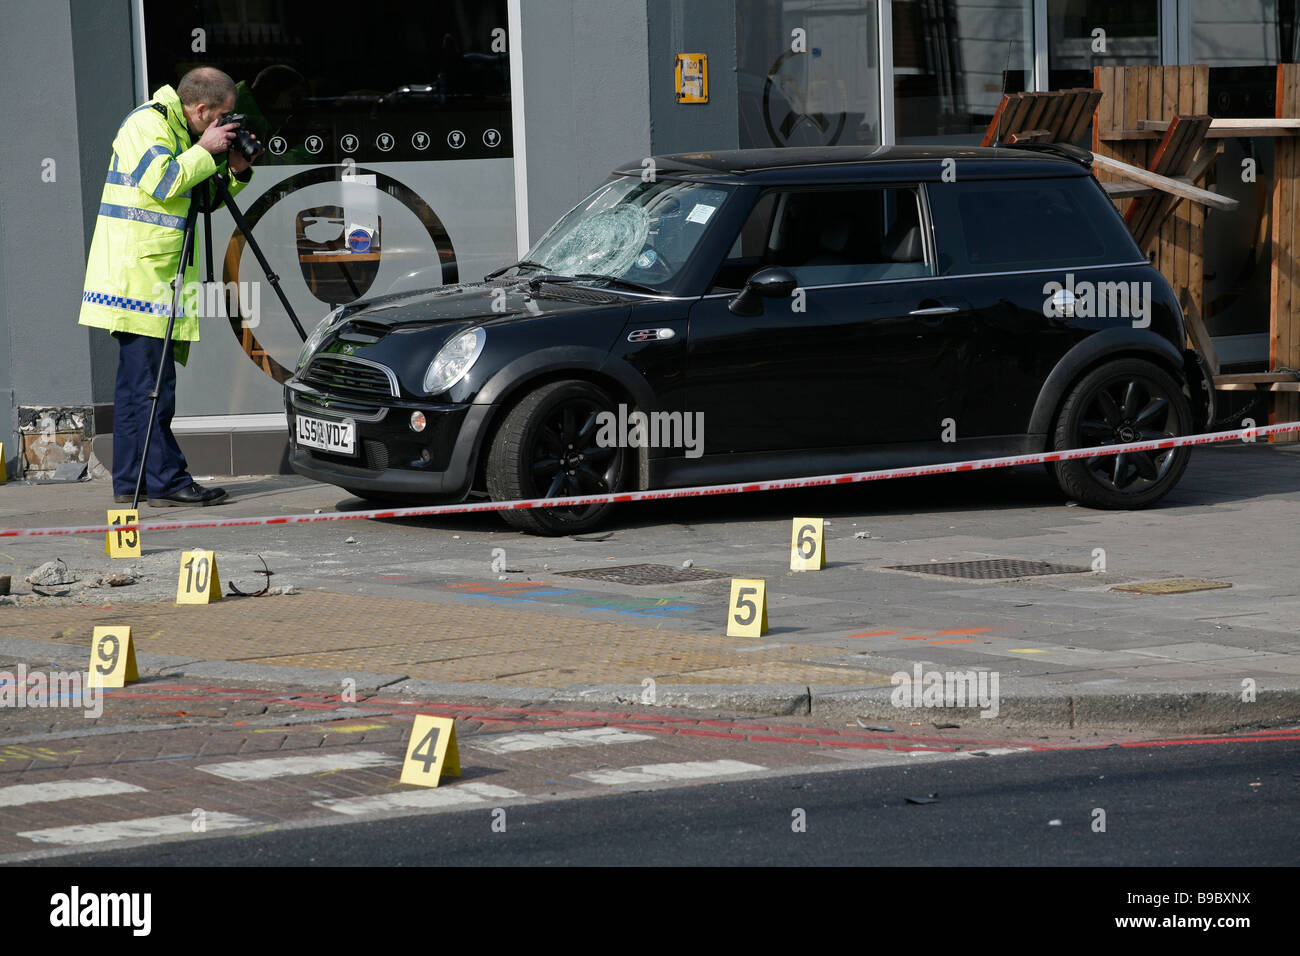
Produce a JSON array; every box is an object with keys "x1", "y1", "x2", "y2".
[
  {"x1": 884, "y1": 559, "x2": 1091, "y2": 580},
  {"x1": 555, "y1": 563, "x2": 731, "y2": 586}
]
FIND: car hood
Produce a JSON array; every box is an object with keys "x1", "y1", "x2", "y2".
[{"x1": 334, "y1": 280, "x2": 632, "y2": 330}]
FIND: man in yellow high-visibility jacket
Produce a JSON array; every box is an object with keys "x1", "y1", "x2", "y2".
[{"x1": 80, "y1": 67, "x2": 260, "y2": 506}]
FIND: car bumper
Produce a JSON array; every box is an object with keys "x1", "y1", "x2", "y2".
[{"x1": 285, "y1": 385, "x2": 488, "y2": 498}]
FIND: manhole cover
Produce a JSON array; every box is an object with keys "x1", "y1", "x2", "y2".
[
  {"x1": 555, "y1": 563, "x2": 731, "y2": 586},
  {"x1": 1112, "y1": 579, "x2": 1233, "y2": 595},
  {"x1": 884, "y1": 559, "x2": 1090, "y2": 580}
]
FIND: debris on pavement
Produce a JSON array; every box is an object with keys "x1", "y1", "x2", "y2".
[
  {"x1": 933, "y1": 721, "x2": 961, "y2": 729},
  {"x1": 229, "y1": 555, "x2": 274, "y2": 597},
  {"x1": 25, "y1": 558, "x2": 76, "y2": 586},
  {"x1": 906, "y1": 794, "x2": 939, "y2": 805},
  {"x1": 344, "y1": 536, "x2": 358, "y2": 544},
  {"x1": 856, "y1": 719, "x2": 894, "y2": 731},
  {"x1": 87, "y1": 572, "x2": 136, "y2": 588},
  {"x1": 854, "y1": 530, "x2": 870, "y2": 538}
]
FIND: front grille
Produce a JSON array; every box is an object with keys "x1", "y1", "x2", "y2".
[
  {"x1": 363, "y1": 439, "x2": 389, "y2": 470},
  {"x1": 301, "y1": 355, "x2": 397, "y2": 401}
]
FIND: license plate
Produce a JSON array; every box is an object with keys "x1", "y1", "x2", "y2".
[{"x1": 296, "y1": 415, "x2": 356, "y2": 455}]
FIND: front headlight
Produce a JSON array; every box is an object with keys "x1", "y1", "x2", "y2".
[
  {"x1": 424, "y1": 327, "x2": 485, "y2": 394},
  {"x1": 297, "y1": 307, "x2": 342, "y2": 370}
]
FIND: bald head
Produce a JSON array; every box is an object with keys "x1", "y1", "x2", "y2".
[{"x1": 178, "y1": 67, "x2": 236, "y2": 109}]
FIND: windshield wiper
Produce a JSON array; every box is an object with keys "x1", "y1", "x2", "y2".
[
  {"x1": 484, "y1": 259, "x2": 546, "y2": 280},
  {"x1": 573, "y1": 273, "x2": 661, "y2": 295}
]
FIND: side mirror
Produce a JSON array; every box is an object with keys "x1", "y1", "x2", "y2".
[{"x1": 728, "y1": 267, "x2": 798, "y2": 316}]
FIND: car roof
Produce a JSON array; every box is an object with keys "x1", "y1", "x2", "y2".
[{"x1": 613, "y1": 145, "x2": 1093, "y2": 185}]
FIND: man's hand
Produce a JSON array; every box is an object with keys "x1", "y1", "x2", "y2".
[
  {"x1": 198, "y1": 120, "x2": 237, "y2": 155},
  {"x1": 227, "y1": 134, "x2": 264, "y2": 173}
]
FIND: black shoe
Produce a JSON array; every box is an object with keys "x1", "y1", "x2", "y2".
[
  {"x1": 113, "y1": 493, "x2": 134, "y2": 504},
  {"x1": 147, "y1": 482, "x2": 229, "y2": 507}
]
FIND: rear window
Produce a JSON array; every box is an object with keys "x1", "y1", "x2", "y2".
[{"x1": 926, "y1": 177, "x2": 1141, "y2": 276}]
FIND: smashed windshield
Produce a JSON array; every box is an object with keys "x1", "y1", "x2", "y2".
[{"x1": 519, "y1": 176, "x2": 733, "y2": 292}]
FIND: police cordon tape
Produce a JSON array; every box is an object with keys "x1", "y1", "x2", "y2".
[{"x1": 1, "y1": 421, "x2": 1296, "y2": 540}]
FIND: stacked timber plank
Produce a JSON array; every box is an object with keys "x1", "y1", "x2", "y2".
[{"x1": 980, "y1": 89, "x2": 1101, "y2": 147}]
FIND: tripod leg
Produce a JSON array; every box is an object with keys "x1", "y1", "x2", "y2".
[
  {"x1": 132, "y1": 202, "x2": 200, "y2": 511},
  {"x1": 213, "y1": 174, "x2": 308, "y2": 340}
]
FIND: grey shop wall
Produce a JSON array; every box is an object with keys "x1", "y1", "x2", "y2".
[
  {"x1": 646, "y1": 0, "x2": 739, "y2": 156},
  {"x1": 516, "y1": 0, "x2": 653, "y2": 246},
  {"x1": 70, "y1": 0, "x2": 138, "y2": 407},
  {"x1": 0, "y1": 1, "x2": 96, "y2": 410}
]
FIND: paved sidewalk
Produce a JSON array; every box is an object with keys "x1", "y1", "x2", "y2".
[{"x1": 1, "y1": 441, "x2": 1299, "y2": 731}]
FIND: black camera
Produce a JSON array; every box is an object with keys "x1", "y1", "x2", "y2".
[{"x1": 217, "y1": 112, "x2": 260, "y2": 162}]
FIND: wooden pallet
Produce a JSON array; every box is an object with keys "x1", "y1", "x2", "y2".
[
  {"x1": 980, "y1": 89, "x2": 1102, "y2": 147},
  {"x1": 1180, "y1": 287, "x2": 1300, "y2": 393},
  {"x1": 1123, "y1": 114, "x2": 1214, "y2": 253}
]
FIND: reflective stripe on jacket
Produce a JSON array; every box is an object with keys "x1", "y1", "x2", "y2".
[{"x1": 78, "y1": 85, "x2": 251, "y2": 353}]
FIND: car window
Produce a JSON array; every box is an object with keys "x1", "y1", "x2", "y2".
[
  {"x1": 926, "y1": 177, "x2": 1142, "y2": 275},
  {"x1": 523, "y1": 176, "x2": 734, "y2": 292},
  {"x1": 712, "y1": 186, "x2": 930, "y2": 291}
]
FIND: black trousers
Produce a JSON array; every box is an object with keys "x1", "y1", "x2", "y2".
[{"x1": 112, "y1": 332, "x2": 191, "y2": 498}]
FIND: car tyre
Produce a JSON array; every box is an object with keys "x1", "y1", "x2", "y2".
[
  {"x1": 1052, "y1": 358, "x2": 1192, "y2": 509},
  {"x1": 485, "y1": 380, "x2": 627, "y2": 535}
]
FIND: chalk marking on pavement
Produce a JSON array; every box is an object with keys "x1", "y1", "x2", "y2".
[
  {"x1": 470, "y1": 727, "x2": 655, "y2": 754},
  {"x1": 315, "y1": 782, "x2": 522, "y2": 815},
  {"x1": 0, "y1": 777, "x2": 146, "y2": 808},
  {"x1": 576, "y1": 759, "x2": 767, "y2": 786},
  {"x1": 18, "y1": 811, "x2": 256, "y2": 845},
  {"x1": 2, "y1": 422, "x2": 1293, "y2": 539},
  {"x1": 196, "y1": 750, "x2": 399, "y2": 781}
]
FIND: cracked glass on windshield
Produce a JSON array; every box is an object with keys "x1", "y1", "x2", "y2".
[{"x1": 520, "y1": 176, "x2": 734, "y2": 292}]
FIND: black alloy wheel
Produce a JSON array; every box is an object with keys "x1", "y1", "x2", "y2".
[
  {"x1": 486, "y1": 380, "x2": 627, "y2": 535},
  {"x1": 1052, "y1": 358, "x2": 1193, "y2": 509}
]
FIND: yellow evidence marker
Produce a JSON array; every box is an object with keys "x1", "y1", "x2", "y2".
[
  {"x1": 176, "y1": 549, "x2": 222, "y2": 604},
  {"x1": 105, "y1": 510, "x2": 141, "y2": 558},
  {"x1": 727, "y1": 578, "x2": 769, "y2": 637},
  {"x1": 400, "y1": 715, "x2": 462, "y2": 787},
  {"x1": 790, "y1": 517, "x2": 826, "y2": 571},
  {"x1": 88, "y1": 626, "x2": 139, "y2": 688}
]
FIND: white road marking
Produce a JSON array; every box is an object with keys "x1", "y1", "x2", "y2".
[
  {"x1": 197, "y1": 750, "x2": 398, "y2": 781},
  {"x1": 576, "y1": 759, "x2": 767, "y2": 786},
  {"x1": 470, "y1": 727, "x2": 654, "y2": 754},
  {"x1": 0, "y1": 778, "x2": 146, "y2": 808},
  {"x1": 315, "y1": 782, "x2": 522, "y2": 815},
  {"x1": 18, "y1": 812, "x2": 255, "y2": 846}
]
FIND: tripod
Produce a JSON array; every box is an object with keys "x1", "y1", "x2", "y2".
[{"x1": 131, "y1": 171, "x2": 307, "y2": 510}]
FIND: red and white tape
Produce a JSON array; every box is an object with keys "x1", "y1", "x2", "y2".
[{"x1": 1, "y1": 421, "x2": 1295, "y2": 540}]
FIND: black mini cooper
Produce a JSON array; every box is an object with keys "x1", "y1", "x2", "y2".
[{"x1": 287, "y1": 145, "x2": 1211, "y2": 535}]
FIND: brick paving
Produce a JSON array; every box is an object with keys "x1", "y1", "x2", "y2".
[{"x1": 0, "y1": 590, "x2": 890, "y2": 686}]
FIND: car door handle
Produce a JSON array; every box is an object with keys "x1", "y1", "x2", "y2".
[{"x1": 908, "y1": 306, "x2": 959, "y2": 316}]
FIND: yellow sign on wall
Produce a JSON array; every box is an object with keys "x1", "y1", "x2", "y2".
[{"x1": 675, "y1": 53, "x2": 708, "y2": 103}]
